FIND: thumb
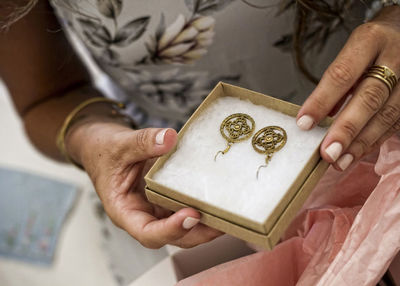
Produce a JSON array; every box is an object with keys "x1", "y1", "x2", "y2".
[{"x1": 130, "y1": 128, "x2": 177, "y2": 162}]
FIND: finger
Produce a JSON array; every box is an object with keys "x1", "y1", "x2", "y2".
[
  {"x1": 171, "y1": 224, "x2": 224, "y2": 249},
  {"x1": 296, "y1": 23, "x2": 382, "y2": 130},
  {"x1": 122, "y1": 207, "x2": 201, "y2": 249},
  {"x1": 361, "y1": 117, "x2": 400, "y2": 161},
  {"x1": 335, "y1": 85, "x2": 400, "y2": 170},
  {"x1": 153, "y1": 205, "x2": 174, "y2": 219},
  {"x1": 328, "y1": 92, "x2": 352, "y2": 117},
  {"x1": 328, "y1": 78, "x2": 365, "y2": 117},
  {"x1": 321, "y1": 44, "x2": 400, "y2": 164},
  {"x1": 375, "y1": 125, "x2": 400, "y2": 147},
  {"x1": 359, "y1": 129, "x2": 399, "y2": 164},
  {"x1": 320, "y1": 73, "x2": 391, "y2": 163},
  {"x1": 127, "y1": 128, "x2": 178, "y2": 162}
]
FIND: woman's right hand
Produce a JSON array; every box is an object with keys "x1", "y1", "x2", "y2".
[{"x1": 65, "y1": 119, "x2": 222, "y2": 249}]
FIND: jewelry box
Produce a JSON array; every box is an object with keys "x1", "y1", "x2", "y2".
[{"x1": 144, "y1": 82, "x2": 332, "y2": 249}]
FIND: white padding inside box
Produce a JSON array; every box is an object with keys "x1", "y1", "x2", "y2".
[{"x1": 153, "y1": 97, "x2": 327, "y2": 223}]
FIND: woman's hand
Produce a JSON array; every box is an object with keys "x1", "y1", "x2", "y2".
[
  {"x1": 297, "y1": 6, "x2": 400, "y2": 171},
  {"x1": 66, "y1": 119, "x2": 222, "y2": 249}
]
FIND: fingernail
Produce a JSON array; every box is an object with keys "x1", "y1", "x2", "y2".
[
  {"x1": 325, "y1": 142, "x2": 343, "y2": 162},
  {"x1": 182, "y1": 217, "x2": 200, "y2": 230},
  {"x1": 156, "y1": 129, "x2": 168, "y2": 145},
  {"x1": 296, "y1": 115, "x2": 314, "y2": 130},
  {"x1": 337, "y1": 153, "x2": 354, "y2": 171}
]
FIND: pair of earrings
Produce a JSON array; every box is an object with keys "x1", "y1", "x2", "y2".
[{"x1": 214, "y1": 113, "x2": 287, "y2": 178}]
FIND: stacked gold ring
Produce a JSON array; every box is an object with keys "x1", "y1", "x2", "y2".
[{"x1": 365, "y1": 65, "x2": 398, "y2": 93}]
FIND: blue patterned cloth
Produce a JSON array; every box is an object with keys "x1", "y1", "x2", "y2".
[{"x1": 0, "y1": 167, "x2": 78, "y2": 265}]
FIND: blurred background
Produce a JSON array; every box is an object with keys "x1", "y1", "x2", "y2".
[{"x1": 0, "y1": 80, "x2": 117, "y2": 285}]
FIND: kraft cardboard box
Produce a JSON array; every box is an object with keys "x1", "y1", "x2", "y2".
[
  {"x1": 172, "y1": 235, "x2": 255, "y2": 281},
  {"x1": 144, "y1": 82, "x2": 332, "y2": 249}
]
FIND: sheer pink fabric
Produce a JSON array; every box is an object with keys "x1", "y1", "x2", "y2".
[{"x1": 177, "y1": 135, "x2": 400, "y2": 286}]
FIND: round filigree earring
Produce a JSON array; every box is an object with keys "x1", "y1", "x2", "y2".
[
  {"x1": 214, "y1": 113, "x2": 255, "y2": 161},
  {"x1": 252, "y1": 126, "x2": 287, "y2": 178}
]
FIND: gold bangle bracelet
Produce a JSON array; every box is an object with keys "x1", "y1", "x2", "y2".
[{"x1": 56, "y1": 97, "x2": 133, "y2": 170}]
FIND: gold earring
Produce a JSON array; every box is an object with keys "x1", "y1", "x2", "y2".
[
  {"x1": 214, "y1": 113, "x2": 255, "y2": 161},
  {"x1": 252, "y1": 126, "x2": 287, "y2": 178}
]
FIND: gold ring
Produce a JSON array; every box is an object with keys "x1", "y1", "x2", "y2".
[{"x1": 365, "y1": 65, "x2": 398, "y2": 93}]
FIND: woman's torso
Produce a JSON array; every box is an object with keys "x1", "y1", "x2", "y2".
[{"x1": 52, "y1": 0, "x2": 361, "y2": 128}]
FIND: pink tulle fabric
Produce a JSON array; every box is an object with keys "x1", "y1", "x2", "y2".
[{"x1": 177, "y1": 135, "x2": 400, "y2": 286}]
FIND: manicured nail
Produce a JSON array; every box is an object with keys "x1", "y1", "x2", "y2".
[
  {"x1": 296, "y1": 115, "x2": 314, "y2": 130},
  {"x1": 337, "y1": 154, "x2": 354, "y2": 171},
  {"x1": 156, "y1": 129, "x2": 168, "y2": 145},
  {"x1": 325, "y1": 142, "x2": 343, "y2": 162},
  {"x1": 182, "y1": 217, "x2": 200, "y2": 230}
]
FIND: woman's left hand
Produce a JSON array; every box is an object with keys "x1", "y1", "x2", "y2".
[{"x1": 297, "y1": 6, "x2": 400, "y2": 171}]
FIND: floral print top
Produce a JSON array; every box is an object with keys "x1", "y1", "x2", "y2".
[{"x1": 51, "y1": 0, "x2": 362, "y2": 129}]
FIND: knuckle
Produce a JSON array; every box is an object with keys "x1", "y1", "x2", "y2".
[
  {"x1": 370, "y1": 140, "x2": 382, "y2": 151},
  {"x1": 378, "y1": 104, "x2": 400, "y2": 127},
  {"x1": 355, "y1": 22, "x2": 385, "y2": 41},
  {"x1": 109, "y1": 132, "x2": 129, "y2": 154},
  {"x1": 310, "y1": 96, "x2": 328, "y2": 113},
  {"x1": 354, "y1": 137, "x2": 371, "y2": 154},
  {"x1": 375, "y1": 136, "x2": 389, "y2": 147},
  {"x1": 390, "y1": 48, "x2": 400, "y2": 69},
  {"x1": 341, "y1": 120, "x2": 359, "y2": 140},
  {"x1": 161, "y1": 220, "x2": 183, "y2": 242},
  {"x1": 359, "y1": 84, "x2": 387, "y2": 113},
  {"x1": 135, "y1": 129, "x2": 150, "y2": 152},
  {"x1": 327, "y1": 62, "x2": 354, "y2": 86},
  {"x1": 392, "y1": 118, "x2": 400, "y2": 132}
]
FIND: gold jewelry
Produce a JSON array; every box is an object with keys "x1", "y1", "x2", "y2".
[
  {"x1": 252, "y1": 126, "x2": 287, "y2": 178},
  {"x1": 365, "y1": 65, "x2": 398, "y2": 93},
  {"x1": 214, "y1": 113, "x2": 255, "y2": 161},
  {"x1": 56, "y1": 97, "x2": 135, "y2": 169}
]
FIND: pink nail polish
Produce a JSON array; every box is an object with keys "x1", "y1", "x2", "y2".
[
  {"x1": 296, "y1": 115, "x2": 314, "y2": 130},
  {"x1": 156, "y1": 129, "x2": 168, "y2": 145},
  {"x1": 325, "y1": 142, "x2": 343, "y2": 162},
  {"x1": 182, "y1": 217, "x2": 200, "y2": 229},
  {"x1": 337, "y1": 154, "x2": 354, "y2": 171}
]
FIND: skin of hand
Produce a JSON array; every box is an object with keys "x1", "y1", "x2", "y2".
[
  {"x1": 0, "y1": 1, "x2": 222, "y2": 249},
  {"x1": 297, "y1": 6, "x2": 400, "y2": 171},
  {"x1": 66, "y1": 118, "x2": 223, "y2": 249}
]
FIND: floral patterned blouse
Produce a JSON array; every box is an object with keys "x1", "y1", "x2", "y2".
[{"x1": 51, "y1": 0, "x2": 363, "y2": 129}]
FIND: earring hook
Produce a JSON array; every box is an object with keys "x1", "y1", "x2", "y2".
[
  {"x1": 214, "y1": 142, "x2": 233, "y2": 161},
  {"x1": 252, "y1": 126, "x2": 287, "y2": 179},
  {"x1": 256, "y1": 154, "x2": 272, "y2": 179}
]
